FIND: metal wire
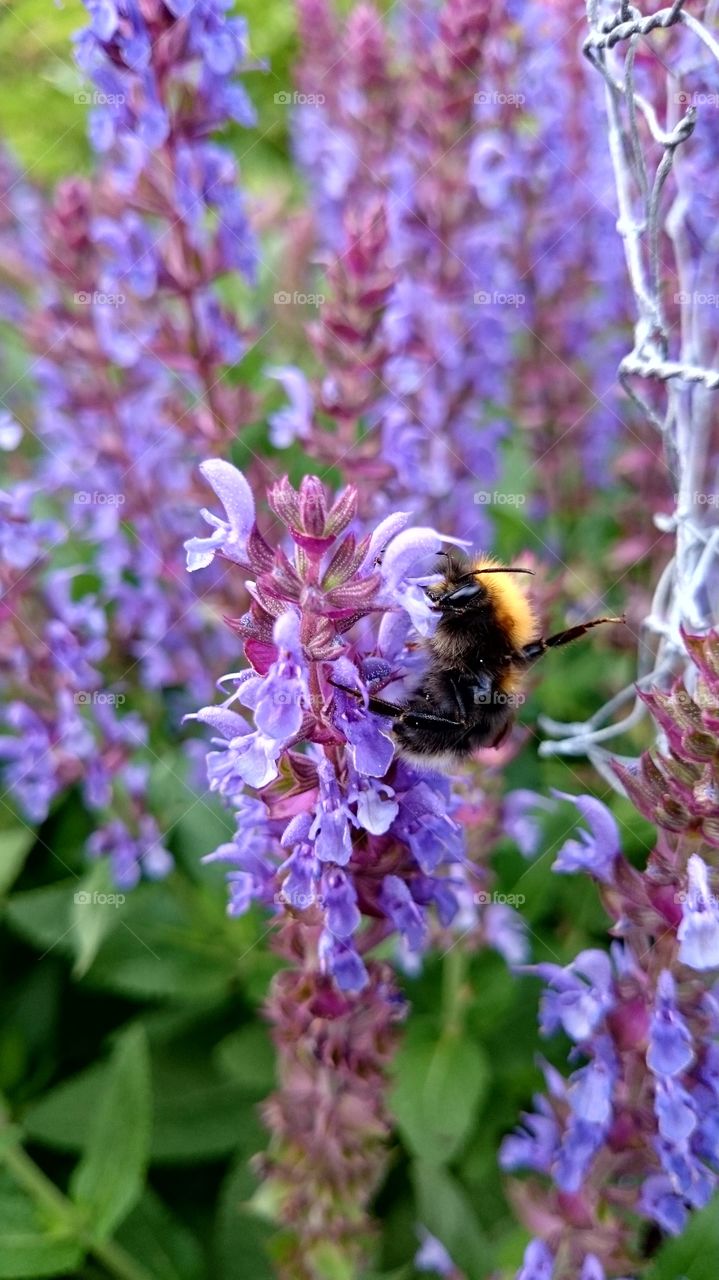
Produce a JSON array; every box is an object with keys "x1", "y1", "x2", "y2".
[{"x1": 539, "y1": 1, "x2": 719, "y2": 782}]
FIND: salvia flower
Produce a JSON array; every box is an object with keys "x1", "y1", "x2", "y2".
[
  {"x1": 504, "y1": 637, "x2": 719, "y2": 1277},
  {"x1": 0, "y1": 0, "x2": 261, "y2": 888},
  {"x1": 187, "y1": 463, "x2": 478, "y2": 993}
]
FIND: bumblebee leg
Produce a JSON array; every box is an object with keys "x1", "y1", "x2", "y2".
[
  {"x1": 329, "y1": 680, "x2": 471, "y2": 734},
  {"x1": 519, "y1": 615, "x2": 624, "y2": 664},
  {"x1": 402, "y1": 710, "x2": 468, "y2": 730},
  {"x1": 328, "y1": 678, "x2": 405, "y2": 719}
]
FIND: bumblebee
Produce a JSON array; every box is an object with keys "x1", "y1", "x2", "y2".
[{"x1": 335, "y1": 548, "x2": 623, "y2": 767}]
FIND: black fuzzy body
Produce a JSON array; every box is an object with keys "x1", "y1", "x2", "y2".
[{"x1": 391, "y1": 606, "x2": 521, "y2": 764}]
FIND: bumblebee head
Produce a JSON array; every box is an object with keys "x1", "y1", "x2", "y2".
[{"x1": 426, "y1": 550, "x2": 534, "y2": 617}]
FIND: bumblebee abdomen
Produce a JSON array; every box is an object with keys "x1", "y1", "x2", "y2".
[{"x1": 393, "y1": 666, "x2": 517, "y2": 765}]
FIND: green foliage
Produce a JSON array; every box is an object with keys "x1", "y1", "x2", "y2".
[
  {"x1": 70, "y1": 1025, "x2": 151, "y2": 1239},
  {"x1": 390, "y1": 1023, "x2": 489, "y2": 1166},
  {"x1": 0, "y1": 1169, "x2": 82, "y2": 1279},
  {"x1": 647, "y1": 1196, "x2": 719, "y2": 1280}
]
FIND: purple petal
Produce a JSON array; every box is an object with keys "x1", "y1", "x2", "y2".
[{"x1": 678, "y1": 854, "x2": 719, "y2": 970}]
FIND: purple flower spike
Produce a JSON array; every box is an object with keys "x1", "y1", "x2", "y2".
[
  {"x1": 517, "y1": 1239, "x2": 555, "y2": 1280},
  {"x1": 533, "y1": 949, "x2": 615, "y2": 1042},
  {"x1": 380, "y1": 875, "x2": 425, "y2": 951},
  {"x1": 503, "y1": 789, "x2": 553, "y2": 858},
  {"x1": 323, "y1": 869, "x2": 361, "y2": 939},
  {"x1": 552, "y1": 792, "x2": 621, "y2": 883},
  {"x1": 579, "y1": 1257, "x2": 606, "y2": 1280},
  {"x1": 640, "y1": 1174, "x2": 688, "y2": 1236},
  {"x1": 647, "y1": 971, "x2": 695, "y2": 1077},
  {"x1": 185, "y1": 460, "x2": 255, "y2": 571},
  {"x1": 254, "y1": 612, "x2": 308, "y2": 741},
  {"x1": 318, "y1": 931, "x2": 369, "y2": 993},
  {"x1": 678, "y1": 854, "x2": 719, "y2": 971},
  {"x1": 267, "y1": 365, "x2": 314, "y2": 447},
  {"x1": 189, "y1": 469, "x2": 474, "y2": 998},
  {"x1": 415, "y1": 1227, "x2": 455, "y2": 1276}
]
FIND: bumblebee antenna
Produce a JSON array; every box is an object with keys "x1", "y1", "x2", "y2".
[
  {"x1": 476, "y1": 567, "x2": 534, "y2": 576},
  {"x1": 452, "y1": 566, "x2": 535, "y2": 584}
]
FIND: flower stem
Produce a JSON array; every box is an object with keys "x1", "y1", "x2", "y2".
[
  {"x1": 441, "y1": 943, "x2": 469, "y2": 1040},
  {"x1": 0, "y1": 1106, "x2": 155, "y2": 1280}
]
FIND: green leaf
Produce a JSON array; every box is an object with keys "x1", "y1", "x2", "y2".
[
  {"x1": 304, "y1": 1241, "x2": 355, "y2": 1280},
  {"x1": 214, "y1": 1151, "x2": 273, "y2": 1280},
  {"x1": 412, "y1": 1162, "x2": 493, "y2": 1280},
  {"x1": 114, "y1": 1187, "x2": 203, "y2": 1280},
  {"x1": 0, "y1": 1170, "x2": 82, "y2": 1278},
  {"x1": 390, "y1": 1026, "x2": 489, "y2": 1165},
  {"x1": 25, "y1": 1056, "x2": 263, "y2": 1165},
  {"x1": 70, "y1": 861, "x2": 122, "y2": 977},
  {"x1": 70, "y1": 1024, "x2": 151, "y2": 1240},
  {"x1": 359, "y1": 1270, "x2": 412, "y2": 1280},
  {"x1": 647, "y1": 1194, "x2": 719, "y2": 1280},
  {"x1": 5, "y1": 877, "x2": 238, "y2": 1003},
  {"x1": 153, "y1": 1081, "x2": 261, "y2": 1164},
  {"x1": 4, "y1": 882, "x2": 77, "y2": 957},
  {"x1": 22, "y1": 1065, "x2": 105, "y2": 1155},
  {"x1": 214, "y1": 1025, "x2": 275, "y2": 1093},
  {"x1": 0, "y1": 826, "x2": 35, "y2": 895},
  {"x1": 0, "y1": 1231, "x2": 83, "y2": 1279}
]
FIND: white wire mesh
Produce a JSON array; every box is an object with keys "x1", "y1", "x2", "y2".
[{"x1": 540, "y1": 1, "x2": 719, "y2": 787}]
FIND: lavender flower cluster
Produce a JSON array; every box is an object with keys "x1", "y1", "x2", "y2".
[
  {"x1": 185, "y1": 459, "x2": 478, "y2": 992},
  {"x1": 0, "y1": 0, "x2": 258, "y2": 885},
  {"x1": 504, "y1": 633, "x2": 719, "y2": 1278},
  {"x1": 266, "y1": 0, "x2": 632, "y2": 540}
]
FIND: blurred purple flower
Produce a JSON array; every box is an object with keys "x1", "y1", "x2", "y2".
[{"x1": 552, "y1": 793, "x2": 622, "y2": 883}]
